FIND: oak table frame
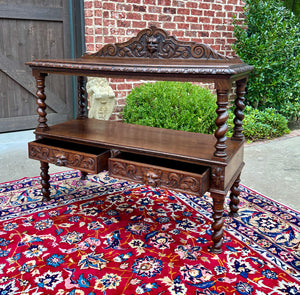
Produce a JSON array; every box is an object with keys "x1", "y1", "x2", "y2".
[{"x1": 26, "y1": 27, "x2": 253, "y2": 254}]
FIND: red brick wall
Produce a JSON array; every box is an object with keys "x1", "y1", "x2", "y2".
[{"x1": 84, "y1": 0, "x2": 245, "y2": 120}]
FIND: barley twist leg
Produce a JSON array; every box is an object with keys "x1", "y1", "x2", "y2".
[
  {"x1": 229, "y1": 175, "x2": 241, "y2": 217},
  {"x1": 214, "y1": 94, "x2": 229, "y2": 158},
  {"x1": 232, "y1": 79, "x2": 247, "y2": 140},
  {"x1": 211, "y1": 192, "x2": 226, "y2": 254},
  {"x1": 40, "y1": 161, "x2": 50, "y2": 202},
  {"x1": 77, "y1": 76, "x2": 87, "y2": 119},
  {"x1": 35, "y1": 74, "x2": 48, "y2": 130},
  {"x1": 80, "y1": 171, "x2": 88, "y2": 180}
]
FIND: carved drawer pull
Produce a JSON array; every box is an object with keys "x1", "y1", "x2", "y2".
[
  {"x1": 142, "y1": 168, "x2": 162, "y2": 187},
  {"x1": 55, "y1": 153, "x2": 68, "y2": 166}
]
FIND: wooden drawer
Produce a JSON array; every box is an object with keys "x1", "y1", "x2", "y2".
[
  {"x1": 109, "y1": 152, "x2": 210, "y2": 196},
  {"x1": 28, "y1": 139, "x2": 110, "y2": 173}
]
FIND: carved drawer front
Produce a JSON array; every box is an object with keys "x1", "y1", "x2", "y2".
[
  {"x1": 109, "y1": 152, "x2": 210, "y2": 196},
  {"x1": 28, "y1": 139, "x2": 110, "y2": 173}
]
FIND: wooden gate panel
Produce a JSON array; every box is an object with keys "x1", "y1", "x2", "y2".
[
  {"x1": 0, "y1": 0, "x2": 72, "y2": 132},
  {"x1": 0, "y1": 71, "x2": 36, "y2": 118}
]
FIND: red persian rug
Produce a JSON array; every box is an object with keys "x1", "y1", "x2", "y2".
[{"x1": 0, "y1": 171, "x2": 299, "y2": 294}]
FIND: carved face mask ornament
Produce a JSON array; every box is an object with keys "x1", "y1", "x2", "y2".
[
  {"x1": 146, "y1": 36, "x2": 159, "y2": 54},
  {"x1": 142, "y1": 168, "x2": 162, "y2": 187}
]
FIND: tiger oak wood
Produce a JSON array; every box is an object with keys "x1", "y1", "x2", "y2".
[{"x1": 26, "y1": 26, "x2": 253, "y2": 254}]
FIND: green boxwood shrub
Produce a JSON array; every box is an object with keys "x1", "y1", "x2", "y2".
[
  {"x1": 233, "y1": 0, "x2": 300, "y2": 119},
  {"x1": 227, "y1": 106, "x2": 290, "y2": 141},
  {"x1": 123, "y1": 81, "x2": 290, "y2": 142},
  {"x1": 123, "y1": 81, "x2": 217, "y2": 134}
]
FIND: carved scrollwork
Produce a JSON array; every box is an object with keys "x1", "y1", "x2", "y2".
[
  {"x1": 76, "y1": 156, "x2": 96, "y2": 170},
  {"x1": 110, "y1": 162, "x2": 142, "y2": 182},
  {"x1": 28, "y1": 145, "x2": 96, "y2": 171},
  {"x1": 30, "y1": 145, "x2": 49, "y2": 158},
  {"x1": 164, "y1": 173, "x2": 200, "y2": 193},
  {"x1": 103, "y1": 44, "x2": 118, "y2": 56},
  {"x1": 109, "y1": 159, "x2": 203, "y2": 194},
  {"x1": 191, "y1": 44, "x2": 205, "y2": 58},
  {"x1": 83, "y1": 26, "x2": 230, "y2": 61},
  {"x1": 167, "y1": 172, "x2": 181, "y2": 188},
  {"x1": 127, "y1": 164, "x2": 139, "y2": 180},
  {"x1": 179, "y1": 176, "x2": 200, "y2": 192},
  {"x1": 110, "y1": 162, "x2": 127, "y2": 177}
]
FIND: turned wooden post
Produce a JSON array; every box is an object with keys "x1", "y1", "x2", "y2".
[
  {"x1": 210, "y1": 78, "x2": 231, "y2": 253},
  {"x1": 77, "y1": 76, "x2": 88, "y2": 179},
  {"x1": 35, "y1": 73, "x2": 48, "y2": 130},
  {"x1": 213, "y1": 80, "x2": 230, "y2": 159},
  {"x1": 229, "y1": 174, "x2": 241, "y2": 217},
  {"x1": 40, "y1": 161, "x2": 50, "y2": 202},
  {"x1": 210, "y1": 166, "x2": 226, "y2": 253},
  {"x1": 81, "y1": 171, "x2": 88, "y2": 180},
  {"x1": 232, "y1": 78, "x2": 247, "y2": 141},
  {"x1": 210, "y1": 191, "x2": 226, "y2": 254},
  {"x1": 77, "y1": 76, "x2": 87, "y2": 119}
]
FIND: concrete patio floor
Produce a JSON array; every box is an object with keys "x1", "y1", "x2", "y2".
[{"x1": 0, "y1": 129, "x2": 299, "y2": 211}]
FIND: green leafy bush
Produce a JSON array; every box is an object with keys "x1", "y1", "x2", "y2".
[
  {"x1": 227, "y1": 106, "x2": 290, "y2": 141},
  {"x1": 122, "y1": 81, "x2": 217, "y2": 134},
  {"x1": 233, "y1": 0, "x2": 300, "y2": 119},
  {"x1": 123, "y1": 81, "x2": 289, "y2": 141}
]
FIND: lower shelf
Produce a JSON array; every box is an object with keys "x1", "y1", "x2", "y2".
[{"x1": 109, "y1": 152, "x2": 210, "y2": 196}]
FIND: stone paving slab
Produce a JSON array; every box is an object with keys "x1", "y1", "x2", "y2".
[{"x1": 243, "y1": 129, "x2": 300, "y2": 211}]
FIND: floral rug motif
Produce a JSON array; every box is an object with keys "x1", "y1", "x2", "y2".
[{"x1": 0, "y1": 171, "x2": 299, "y2": 294}]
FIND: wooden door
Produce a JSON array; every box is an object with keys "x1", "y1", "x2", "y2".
[{"x1": 0, "y1": 0, "x2": 75, "y2": 132}]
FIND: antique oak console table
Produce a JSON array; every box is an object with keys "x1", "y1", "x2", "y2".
[{"x1": 26, "y1": 27, "x2": 253, "y2": 254}]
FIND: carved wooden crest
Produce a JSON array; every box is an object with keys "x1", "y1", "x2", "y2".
[{"x1": 83, "y1": 26, "x2": 229, "y2": 60}]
